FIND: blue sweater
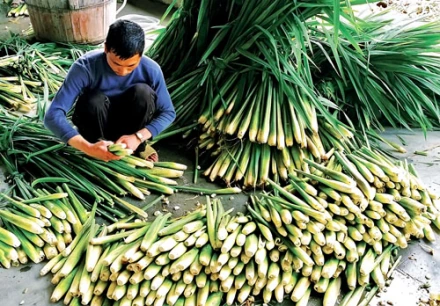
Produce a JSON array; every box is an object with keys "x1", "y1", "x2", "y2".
[{"x1": 44, "y1": 50, "x2": 175, "y2": 143}]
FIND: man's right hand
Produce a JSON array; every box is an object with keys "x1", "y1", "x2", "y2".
[
  {"x1": 68, "y1": 135, "x2": 121, "y2": 162},
  {"x1": 86, "y1": 140, "x2": 122, "y2": 161}
]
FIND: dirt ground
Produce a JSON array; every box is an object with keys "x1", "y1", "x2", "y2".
[{"x1": 370, "y1": 0, "x2": 440, "y2": 20}]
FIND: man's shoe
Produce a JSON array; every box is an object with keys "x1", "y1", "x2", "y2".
[{"x1": 139, "y1": 144, "x2": 159, "y2": 162}]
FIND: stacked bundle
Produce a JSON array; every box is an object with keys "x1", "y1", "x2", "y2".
[{"x1": 149, "y1": 0, "x2": 440, "y2": 188}]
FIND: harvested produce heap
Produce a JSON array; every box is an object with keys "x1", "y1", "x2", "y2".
[{"x1": 1, "y1": 184, "x2": 439, "y2": 306}]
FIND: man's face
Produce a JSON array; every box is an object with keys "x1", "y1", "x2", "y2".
[{"x1": 105, "y1": 45, "x2": 141, "y2": 77}]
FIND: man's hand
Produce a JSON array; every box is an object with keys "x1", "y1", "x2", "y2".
[
  {"x1": 86, "y1": 140, "x2": 122, "y2": 161},
  {"x1": 68, "y1": 135, "x2": 121, "y2": 162},
  {"x1": 116, "y1": 134, "x2": 141, "y2": 152},
  {"x1": 116, "y1": 128, "x2": 152, "y2": 152}
]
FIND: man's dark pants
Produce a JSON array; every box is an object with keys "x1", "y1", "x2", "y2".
[{"x1": 72, "y1": 84, "x2": 156, "y2": 153}]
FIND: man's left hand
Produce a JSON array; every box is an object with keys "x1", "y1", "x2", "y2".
[{"x1": 115, "y1": 134, "x2": 141, "y2": 152}]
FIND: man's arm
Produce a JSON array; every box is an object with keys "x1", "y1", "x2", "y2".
[
  {"x1": 144, "y1": 64, "x2": 176, "y2": 138},
  {"x1": 69, "y1": 135, "x2": 120, "y2": 162},
  {"x1": 115, "y1": 127, "x2": 152, "y2": 152},
  {"x1": 44, "y1": 62, "x2": 88, "y2": 142}
]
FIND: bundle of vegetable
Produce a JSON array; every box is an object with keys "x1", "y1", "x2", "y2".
[
  {"x1": 149, "y1": 0, "x2": 440, "y2": 189},
  {"x1": 0, "y1": 190, "x2": 84, "y2": 268},
  {"x1": 0, "y1": 35, "x2": 95, "y2": 111},
  {"x1": 201, "y1": 117, "x2": 409, "y2": 188},
  {"x1": 107, "y1": 144, "x2": 134, "y2": 157},
  {"x1": 313, "y1": 15, "x2": 440, "y2": 135},
  {"x1": 150, "y1": 0, "x2": 343, "y2": 138},
  {"x1": 148, "y1": 0, "x2": 346, "y2": 185},
  {"x1": 201, "y1": 118, "x2": 357, "y2": 187}
]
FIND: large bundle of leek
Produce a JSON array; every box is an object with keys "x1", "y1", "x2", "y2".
[{"x1": 148, "y1": 0, "x2": 440, "y2": 188}]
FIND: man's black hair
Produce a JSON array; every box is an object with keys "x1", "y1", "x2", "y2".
[{"x1": 105, "y1": 19, "x2": 145, "y2": 59}]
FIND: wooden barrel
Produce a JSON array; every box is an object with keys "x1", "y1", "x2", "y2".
[{"x1": 26, "y1": 0, "x2": 116, "y2": 44}]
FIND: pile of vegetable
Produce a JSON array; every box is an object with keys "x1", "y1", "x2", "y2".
[
  {"x1": 2, "y1": 163, "x2": 438, "y2": 306},
  {"x1": 0, "y1": 36, "x2": 95, "y2": 111},
  {"x1": 0, "y1": 190, "x2": 80, "y2": 268},
  {"x1": 148, "y1": 0, "x2": 440, "y2": 188},
  {"x1": 34, "y1": 144, "x2": 437, "y2": 305}
]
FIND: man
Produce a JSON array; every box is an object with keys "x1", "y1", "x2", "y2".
[{"x1": 44, "y1": 19, "x2": 175, "y2": 162}]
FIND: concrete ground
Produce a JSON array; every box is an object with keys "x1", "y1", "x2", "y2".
[{"x1": 0, "y1": 1, "x2": 439, "y2": 306}]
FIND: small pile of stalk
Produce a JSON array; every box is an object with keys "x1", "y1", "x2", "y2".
[
  {"x1": 40, "y1": 197, "x2": 406, "y2": 306},
  {"x1": 0, "y1": 35, "x2": 95, "y2": 111},
  {"x1": 7, "y1": 3, "x2": 28, "y2": 17},
  {"x1": 254, "y1": 147, "x2": 440, "y2": 248},
  {"x1": 0, "y1": 191, "x2": 86, "y2": 268}
]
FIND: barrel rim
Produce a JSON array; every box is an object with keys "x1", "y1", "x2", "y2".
[{"x1": 26, "y1": 0, "x2": 115, "y2": 11}]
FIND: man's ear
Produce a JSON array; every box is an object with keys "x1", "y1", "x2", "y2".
[{"x1": 104, "y1": 43, "x2": 108, "y2": 53}]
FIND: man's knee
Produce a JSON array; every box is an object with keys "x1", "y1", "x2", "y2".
[
  {"x1": 79, "y1": 90, "x2": 109, "y2": 113},
  {"x1": 73, "y1": 90, "x2": 108, "y2": 126},
  {"x1": 130, "y1": 83, "x2": 153, "y2": 96},
  {"x1": 129, "y1": 84, "x2": 156, "y2": 111}
]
